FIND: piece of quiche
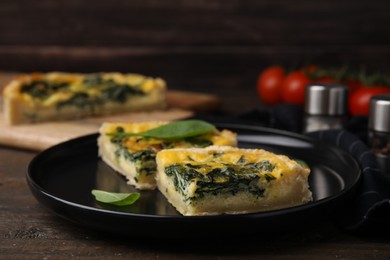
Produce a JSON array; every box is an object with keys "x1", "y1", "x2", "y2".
[
  {"x1": 2, "y1": 72, "x2": 166, "y2": 125},
  {"x1": 156, "y1": 146, "x2": 312, "y2": 216},
  {"x1": 98, "y1": 121, "x2": 237, "y2": 190}
]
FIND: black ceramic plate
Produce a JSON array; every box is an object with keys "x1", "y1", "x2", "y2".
[{"x1": 27, "y1": 123, "x2": 361, "y2": 238}]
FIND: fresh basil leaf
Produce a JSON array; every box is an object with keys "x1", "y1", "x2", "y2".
[
  {"x1": 91, "y1": 189, "x2": 140, "y2": 206},
  {"x1": 106, "y1": 120, "x2": 216, "y2": 139},
  {"x1": 295, "y1": 159, "x2": 309, "y2": 168}
]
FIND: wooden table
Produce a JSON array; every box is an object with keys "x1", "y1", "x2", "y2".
[
  {"x1": 1, "y1": 0, "x2": 390, "y2": 257},
  {"x1": 2, "y1": 148, "x2": 390, "y2": 259},
  {"x1": 1, "y1": 81, "x2": 390, "y2": 260}
]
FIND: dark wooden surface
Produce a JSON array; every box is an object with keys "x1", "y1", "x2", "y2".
[
  {"x1": 1, "y1": 1, "x2": 390, "y2": 114},
  {"x1": 1, "y1": 136, "x2": 390, "y2": 259},
  {"x1": 2, "y1": 1, "x2": 390, "y2": 258},
  {"x1": 1, "y1": 122, "x2": 390, "y2": 259}
]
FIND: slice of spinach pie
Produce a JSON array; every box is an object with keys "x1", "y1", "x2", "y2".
[
  {"x1": 98, "y1": 120, "x2": 237, "y2": 190},
  {"x1": 3, "y1": 72, "x2": 166, "y2": 125},
  {"x1": 156, "y1": 146, "x2": 312, "y2": 216}
]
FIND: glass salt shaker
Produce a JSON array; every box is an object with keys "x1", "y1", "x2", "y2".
[
  {"x1": 303, "y1": 83, "x2": 348, "y2": 133},
  {"x1": 368, "y1": 94, "x2": 390, "y2": 174}
]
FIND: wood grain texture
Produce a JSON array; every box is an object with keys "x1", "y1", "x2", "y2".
[
  {"x1": 1, "y1": 2, "x2": 390, "y2": 258},
  {"x1": 1, "y1": 147, "x2": 390, "y2": 258},
  {"x1": 0, "y1": 0, "x2": 389, "y2": 46},
  {"x1": 0, "y1": 0, "x2": 390, "y2": 74},
  {"x1": 0, "y1": 109, "x2": 192, "y2": 151},
  {"x1": 1, "y1": 1, "x2": 389, "y2": 115}
]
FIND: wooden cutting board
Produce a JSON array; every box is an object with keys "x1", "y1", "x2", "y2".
[{"x1": 0, "y1": 72, "x2": 221, "y2": 151}]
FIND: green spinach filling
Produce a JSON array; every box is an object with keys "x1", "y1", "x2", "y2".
[
  {"x1": 21, "y1": 80, "x2": 69, "y2": 99},
  {"x1": 83, "y1": 74, "x2": 145, "y2": 103},
  {"x1": 110, "y1": 126, "x2": 215, "y2": 182},
  {"x1": 21, "y1": 74, "x2": 145, "y2": 111},
  {"x1": 57, "y1": 92, "x2": 99, "y2": 111},
  {"x1": 114, "y1": 145, "x2": 157, "y2": 179},
  {"x1": 165, "y1": 159, "x2": 276, "y2": 201}
]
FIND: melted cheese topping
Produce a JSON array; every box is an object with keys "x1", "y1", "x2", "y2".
[
  {"x1": 7, "y1": 72, "x2": 166, "y2": 102},
  {"x1": 103, "y1": 121, "x2": 167, "y2": 134},
  {"x1": 158, "y1": 146, "x2": 306, "y2": 179}
]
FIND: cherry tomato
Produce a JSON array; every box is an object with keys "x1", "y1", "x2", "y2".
[
  {"x1": 301, "y1": 64, "x2": 321, "y2": 74},
  {"x1": 349, "y1": 86, "x2": 390, "y2": 116},
  {"x1": 343, "y1": 79, "x2": 363, "y2": 98},
  {"x1": 281, "y1": 71, "x2": 311, "y2": 105},
  {"x1": 257, "y1": 66, "x2": 285, "y2": 105}
]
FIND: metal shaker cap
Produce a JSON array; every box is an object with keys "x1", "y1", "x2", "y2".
[
  {"x1": 304, "y1": 83, "x2": 348, "y2": 116},
  {"x1": 369, "y1": 94, "x2": 390, "y2": 132}
]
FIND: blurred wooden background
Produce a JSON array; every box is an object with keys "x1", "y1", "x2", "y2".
[{"x1": 1, "y1": 0, "x2": 389, "y2": 111}]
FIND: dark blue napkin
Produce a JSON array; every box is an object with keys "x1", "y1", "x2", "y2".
[
  {"x1": 306, "y1": 129, "x2": 390, "y2": 235},
  {"x1": 198, "y1": 104, "x2": 390, "y2": 235}
]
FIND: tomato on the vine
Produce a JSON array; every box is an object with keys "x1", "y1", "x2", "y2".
[
  {"x1": 256, "y1": 64, "x2": 390, "y2": 116},
  {"x1": 343, "y1": 79, "x2": 363, "y2": 98},
  {"x1": 256, "y1": 65, "x2": 285, "y2": 105},
  {"x1": 314, "y1": 76, "x2": 336, "y2": 84},
  {"x1": 302, "y1": 65, "x2": 336, "y2": 84},
  {"x1": 280, "y1": 71, "x2": 311, "y2": 105},
  {"x1": 349, "y1": 86, "x2": 390, "y2": 116}
]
